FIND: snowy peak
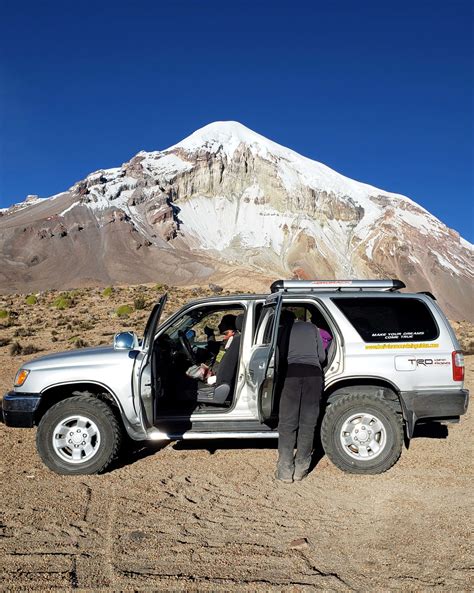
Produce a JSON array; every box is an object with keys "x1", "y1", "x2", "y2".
[
  {"x1": 170, "y1": 120, "x2": 275, "y2": 159},
  {"x1": 169, "y1": 121, "x2": 423, "y2": 208}
]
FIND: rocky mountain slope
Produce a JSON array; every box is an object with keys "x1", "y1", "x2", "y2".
[{"x1": 0, "y1": 121, "x2": 472, "y2": 320}]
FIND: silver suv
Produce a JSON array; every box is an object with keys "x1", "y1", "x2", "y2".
[{"x1": 2, "y1": 279, "x2": 469, "y2": 475}]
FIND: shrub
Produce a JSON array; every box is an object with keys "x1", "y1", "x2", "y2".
[
  {"x1": 22, "y1": 344, "x2": 41, "y2": 355},
  {"x1": 14, "y1": 327, "x2": 34, "y2": 337},
  {"x1": 9, "y1": 341, "x2": 23, "y2": 356},
  {"x1": 116, "y1": 304, "x2": 133, "y2": 318},
  {"x1": 0, "y1": 309, "x2": 8, "y2": 319},
  {"x1": 77, "y1": 320, "x2": 95, "y2": 330},
  {"x1": 102, "y1": 286, "x2": 114, "y2": 297},
  {"x1": 54, "y1": 294, "x2": 72, "y2": 310},
  {"x1": 25, "y1": 295, "x2": 37, "y2": 305},
  {"x1": 133, "y1": 296, "x2": 147, "y2": 310},
  {"x1": 69, "y1": 336, "x2": 89, "y2": 348}
]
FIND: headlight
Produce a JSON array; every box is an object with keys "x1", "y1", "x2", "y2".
[{"x1": 14, "y1": 369, "x2": 30, "y2": 387}]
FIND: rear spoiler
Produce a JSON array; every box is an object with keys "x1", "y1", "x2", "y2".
[{"x1": 417, "y1": 291, "x2": 436, "y2": 300}]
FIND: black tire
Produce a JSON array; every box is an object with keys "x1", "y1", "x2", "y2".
[
  {"x1": 321, "y1": 393, "x2": 403, "y2": 474},
  {"x1": 36, "y1": 395, "x2": 123, "y2": 475}
]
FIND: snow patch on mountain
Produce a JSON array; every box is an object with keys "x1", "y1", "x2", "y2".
[
  {"x1": 398, "y1": 209, "x2": 444, "y2": 236},
  {"x1": 138, "y1": 151, "x2": 193, "y2": 176},
  {"x1": 1, "y1": 193, "x2": 67, "y2": 216},
  {"x1": 432, "y1": 251, "x2": 460, "y2": 274},
  {"x1": 177, "y1": 194, "x2": 353, "y2": 273}
]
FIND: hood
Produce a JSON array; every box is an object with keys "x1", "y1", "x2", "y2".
[{"x1": 22, "y1": 345, "x2": 134, "y2": 371}]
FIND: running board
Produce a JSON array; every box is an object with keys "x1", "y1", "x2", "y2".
[{"x1": 146, "y1": 429, "x2": 278, "y2": 441}]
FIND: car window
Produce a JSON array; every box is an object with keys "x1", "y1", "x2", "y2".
[
  {"x1": 192, "y1": 308, "x2": 243, "y2": 341},
  {"x1": 255, "y1": 308, "x2": 277, "y2": 345},
  {"x1": 159, "y1": 305, "x2": 245, "y2": 344},
  {"x1": 331, "y1": 297, "x2": 439, "y2": 342},
  {"x1": 161, "y1": 312, "x2": 195, "y2": 341}
]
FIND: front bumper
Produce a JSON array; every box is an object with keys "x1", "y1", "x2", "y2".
[
  {"x1": 399, "y1": 388, "x2": 469, "y2": 438},
  {"x1": 2, "y1": 392, "x2": 42, "y2": 428}
]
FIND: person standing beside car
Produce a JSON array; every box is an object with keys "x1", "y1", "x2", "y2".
[{"x1": 276, "y1": 317, "x2": 326, "y2": 483}]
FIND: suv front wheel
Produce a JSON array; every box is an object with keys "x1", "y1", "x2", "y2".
[
  {"x1": 321, "y1": 393, "x2": 403, "y2": 474},
  {"x1": 36, "y1": 395, "x2": 123, "y2": 475}
]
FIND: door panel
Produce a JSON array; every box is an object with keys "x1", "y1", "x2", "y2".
[
  {"x1": 247, "y1": 293, "x2": 282, "y2": 422},
  {"x1": 133, "y1": 293, "x2": 168, "y2": 431}
]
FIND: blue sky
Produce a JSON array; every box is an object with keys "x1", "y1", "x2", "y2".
[{"x1": 1, "y1": 0, "x2": 472, "y2": 241}]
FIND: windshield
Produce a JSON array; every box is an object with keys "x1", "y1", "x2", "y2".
[
  {"x1": 164, "y1": 312, "x2": 200, "y2": 340},
  {"x1": 157, "y1": 304, "x2": 244, "y2": 345}
]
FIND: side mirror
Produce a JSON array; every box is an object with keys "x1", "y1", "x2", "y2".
[{"x1": 114, "y1": 331, "x2": 139, "y2": 350}]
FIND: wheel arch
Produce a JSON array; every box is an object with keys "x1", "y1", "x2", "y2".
[
  {"x1": 324, "y1": 378, "x2": 402, "y2": 412},
  {"x1": 35, "y1": 381, "x2": 122, "y2": 425}
]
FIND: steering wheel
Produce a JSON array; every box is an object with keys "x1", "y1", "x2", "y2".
[{"x1": 178, "y1": 330, "x2": 197, "y2": 363}]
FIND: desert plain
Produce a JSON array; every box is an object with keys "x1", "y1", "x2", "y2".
[{"x1": 0, "y1": 285, "x2": 472, "y2": 591}]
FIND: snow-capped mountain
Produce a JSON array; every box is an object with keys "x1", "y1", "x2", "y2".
[{"x1": 1, "y1": 121, "x2": 472, "y2": 320}]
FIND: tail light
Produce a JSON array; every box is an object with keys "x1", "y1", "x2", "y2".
[{"x1": 452, "y1": 351, "x2": 464, "y2": 382}]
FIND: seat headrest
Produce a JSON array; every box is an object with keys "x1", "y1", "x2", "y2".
[{"x1": 235, "y1": 313, "x2": 244, "y2": 332}]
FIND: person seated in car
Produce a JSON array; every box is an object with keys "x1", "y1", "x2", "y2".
[
  {"x1": 201, "y1": 314, "x2": 238, "y2": 385},
  {"x1": 186, "y1": 314, "x2": 238, "y2": 384},
  {"x1": 197, "y1": 314, "x2": 244, "y2": 405}
]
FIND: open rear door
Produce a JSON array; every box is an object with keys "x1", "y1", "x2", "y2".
[{"x1": 247, "y1": 292, "x2": 283, "y2": 423}]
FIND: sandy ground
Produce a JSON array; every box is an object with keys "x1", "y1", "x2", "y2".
[{"x1": 0, "y1": 288, "x2": 472, "y2": 591}]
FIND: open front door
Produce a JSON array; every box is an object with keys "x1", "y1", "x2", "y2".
[
  {"x1": 133, "y1": 293, "x2": 168, "y2": 431},
  {"x1": 247, "y1": 292, "x2": 283, "y2": 423},
  {"x1": 142, "y1": 292, "x2": 168, "y2": 351}
]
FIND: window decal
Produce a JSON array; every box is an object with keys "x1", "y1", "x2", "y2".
[{"x1": 332, "y1": 297, "x2": 439, "y2": 343}]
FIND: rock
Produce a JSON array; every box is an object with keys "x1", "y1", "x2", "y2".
[
  {"x1": 209, "y1": 283, "x2": 223, "y2": 294},
  {"x1": 288, "y1": 537, "x2": 310, "y2": 550}
]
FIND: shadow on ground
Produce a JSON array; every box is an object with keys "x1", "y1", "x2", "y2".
[
  {"x1": 111, "y1": 421, "x2": 450, "y2": 473},
  {"x1": 412, "y1": 422, "x2": 449, "y2": 439}
]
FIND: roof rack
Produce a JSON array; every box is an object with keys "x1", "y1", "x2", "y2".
[{"x1": 270, "y1": 279, "x2": 406, "y2": 293}]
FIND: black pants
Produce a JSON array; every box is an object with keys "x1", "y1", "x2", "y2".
[{"x1": 277, "y1": 364, "x2": 323, "y2": 472}]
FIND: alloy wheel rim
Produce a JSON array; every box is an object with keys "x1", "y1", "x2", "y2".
[
  {"x1": 339, "y1": 411, "x2": 387, "y2": 461},
  {"x1": 52, "y1": 415, "x2": 101, "y2": 464}
]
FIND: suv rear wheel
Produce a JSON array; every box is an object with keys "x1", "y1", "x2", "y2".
[
  {"x1": 36, "y1": 395, "x2": 122, "y2": 475},
  {"x1": 321, "y1": 393, "x2": 403, "y2": 474}
]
